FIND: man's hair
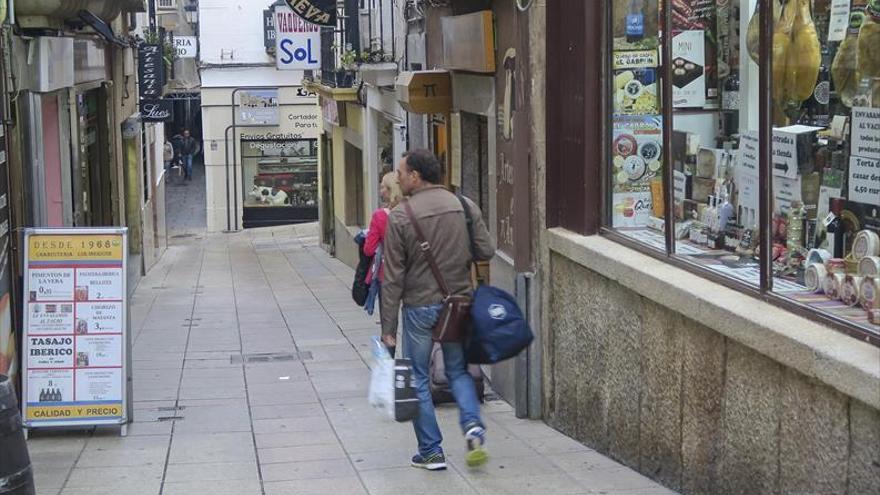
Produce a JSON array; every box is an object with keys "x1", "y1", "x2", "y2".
[{"x1": 403, "y1": 149, "x2": 442, "y2": 185}]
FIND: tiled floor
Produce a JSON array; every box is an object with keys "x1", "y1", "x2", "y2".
[{"x1": 27, "y1": 225, "x2": 677, "y2": 495}]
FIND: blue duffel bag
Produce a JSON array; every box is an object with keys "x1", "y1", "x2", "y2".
[{"x1": 466, "y1": 284, "x2": 534, "y2": 364}]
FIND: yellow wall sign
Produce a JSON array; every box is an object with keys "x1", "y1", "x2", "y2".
[
  {"x1": 28, "y1": 234, "x2": 124, "y2": 262},
  {"x1": 22, "y1": 228, "x2": 130, "y2": 432}
]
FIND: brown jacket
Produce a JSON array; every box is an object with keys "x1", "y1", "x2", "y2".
[{"x1": 381, "y1": 186, "x2": 495, "y2": 336}]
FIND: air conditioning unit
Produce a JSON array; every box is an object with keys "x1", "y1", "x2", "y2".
[{"x1": 24, "y1": 37, "x2": 75, "y2": 93}]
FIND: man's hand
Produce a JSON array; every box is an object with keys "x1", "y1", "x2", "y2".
[{"x1": 382, "y1": 334, "x2": 397, "y2": 349}]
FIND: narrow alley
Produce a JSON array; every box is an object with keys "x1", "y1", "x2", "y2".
[{"x1": 26, "y1": 226, "x2": 674, "y2": 495}]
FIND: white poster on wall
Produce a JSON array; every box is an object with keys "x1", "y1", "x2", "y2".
[{"x1": 275, "y1": 5, "x2": 321, "y2": 70}]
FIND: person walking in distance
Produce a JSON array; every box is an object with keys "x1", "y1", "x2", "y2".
[
  {"x1": 178, "y1": 128, "x2": 200, "y2": 181},
  {"x1": 381, "y1": 149, "x2": 495, "y2": 470},
  {"x1": 163, "y1": 140, "x2": 174, "y2": 180}
]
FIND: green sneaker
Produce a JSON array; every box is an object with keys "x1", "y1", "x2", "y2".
[
  {"x1": 411, "y1": 452, "x2": 447, "y2": 471},
  {"x1": 464, "y1": 425, "x2": 488, "y2": 467}
]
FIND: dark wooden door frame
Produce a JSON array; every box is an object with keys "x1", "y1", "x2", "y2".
[{"x1": 546, "y1": 0, "x2": 604, "y2": 235}]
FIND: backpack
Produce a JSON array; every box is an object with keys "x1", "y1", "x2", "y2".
[{"x1": 352, "y1": 232, "x2": 372, "y2": 306}]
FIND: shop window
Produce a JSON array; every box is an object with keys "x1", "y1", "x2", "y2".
[
  {"x1": 344, "y1": 142, "x2": 365, "y2": 227},
  {"x1": 241, "y1": 138, "x2": 319, "y2": 229},
  {"x1": 604, "y1": 0, "x2": 880, "y2": 342}
]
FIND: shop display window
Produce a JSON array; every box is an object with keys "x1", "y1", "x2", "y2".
[
  {"x1": 606, "y1": 0, "x2": 880, "y2": 341},
  {"x1": 241, "y1": 138, "x2": 319, "y2": 227}
]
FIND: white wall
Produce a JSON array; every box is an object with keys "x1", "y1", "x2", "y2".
[{"x1": 199, "y1": 0, "x2": 276, "y2": 65}]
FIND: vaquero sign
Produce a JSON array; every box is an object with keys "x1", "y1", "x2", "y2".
[
  {"x1": 284, "y1": 0, "x2": 336, "y2": 26},
  {"x1": 276, "y1": 5, "x2": 321, "y2": 70},
  {"x1": 140, "y1": 99, "x2": 173, "y2": 122}
]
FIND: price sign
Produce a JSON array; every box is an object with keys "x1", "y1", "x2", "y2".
[{"x1": 22, "y1": 228, "x2": 130, "y2": 431}]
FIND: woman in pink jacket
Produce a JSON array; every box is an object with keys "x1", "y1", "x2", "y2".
[{"x1": 364, "y1": 172, "x2": 403, "y2": 286}]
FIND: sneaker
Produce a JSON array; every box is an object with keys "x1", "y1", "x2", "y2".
[
  {"x1": 464, "y1": 425, "x2": 488, "y2": 467},
  {"x1": 411, "y1": 452, "x2": 447, "y2": 471}
]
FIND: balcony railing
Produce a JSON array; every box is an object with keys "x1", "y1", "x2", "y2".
[
  {"x1": 359, "y1": 0, "x2": 395, "y2": 63},
  {"x1": 157, "y1": 0, "x2": 176, "y2": 10},
  {"x1": 319, "y1": 0, "x2": 361, "y2": 88}
]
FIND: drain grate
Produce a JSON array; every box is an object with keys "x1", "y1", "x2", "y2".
[
  {"x1": 230, "y1": 351, "x2": 312, "y2": 364},
  {"x1": 157, "y1": 406, "x2": 186, "y2": 412},
  {"x1": 157, "y1": 416, "x2": 185, "y2": 422}
]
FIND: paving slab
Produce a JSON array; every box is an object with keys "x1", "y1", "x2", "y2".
[{"x1": 27, "y1": 225, "x2": 676, "y2": 495}]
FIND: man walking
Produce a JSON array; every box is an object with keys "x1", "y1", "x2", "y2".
[
  {"x1": 381, "y1": 149, "x2": 495, "y2": 470},
  {"x1": 178, "y1": 128, "x2": 200, "y2": 181}
]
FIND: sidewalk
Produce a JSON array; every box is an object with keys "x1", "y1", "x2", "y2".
[{"x1": 27, "y1": 225, "x2": 677, "y2": 495}]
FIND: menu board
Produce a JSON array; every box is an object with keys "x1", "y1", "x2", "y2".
[{"x1": 22, "y1": 229, "x2": 129, "y2": 429}]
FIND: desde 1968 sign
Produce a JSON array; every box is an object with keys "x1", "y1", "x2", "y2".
[
  {"x1": 276, "y1": 4, "x2": 321, "y2": 70},
  {"x1": 137, "y1": 44, "x2": 165, "y2": 100},
  {"x1": 285, "y1": 0, "x2": 336, "y2": 26},
  {"x1": 21, "y1": 228, "x2": 130, "y2": 430}
]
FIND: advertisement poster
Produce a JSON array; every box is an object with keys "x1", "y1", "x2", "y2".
[
  {"x1": 612, "y1": 115, "x2": 664, "y2": 193},
  {"x1": 612, "y1": 50, "x2": 660, "y2": 115},
  {"x1": 671, "y1": 30, "x2": 707, "y2": 108},
  {"x1": 237, "y1": 89, "x2": 280, "y2": 126},
  {"x1": 22, "y1": 229, "x2": 128, "y2": 428}
]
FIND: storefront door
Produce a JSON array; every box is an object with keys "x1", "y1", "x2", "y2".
[{"x1": 320, "y1": 133, "x2": 335, "y2": 254}]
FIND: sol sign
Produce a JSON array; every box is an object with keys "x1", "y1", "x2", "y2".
[{"x1": 275, "y1": 5, "x2": 320, "y2": 70}]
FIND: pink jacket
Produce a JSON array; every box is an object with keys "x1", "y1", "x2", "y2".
[{"x1": 364, "y1": 208, "x2": 389, "y2": 284}]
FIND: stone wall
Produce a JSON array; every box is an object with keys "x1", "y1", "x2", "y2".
[{"x1": 546, "y1": 253, "x2": 880, "y2": 495}]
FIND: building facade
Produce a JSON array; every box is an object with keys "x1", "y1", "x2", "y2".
[
  {"x1": 309, "y1": 0, "x2": 880, "y2": 493},
  {"x1": 198, "y1": 0, "x2": 321, "y2": 233},
  {"x1": 0, "y1": 0, "x2": 175, "y2": 392}
]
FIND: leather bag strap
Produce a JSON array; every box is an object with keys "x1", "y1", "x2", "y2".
[{"x1": 403, "y1": 200, "x2": 452, "y2": 297}]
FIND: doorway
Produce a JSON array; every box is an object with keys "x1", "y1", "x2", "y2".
[
  {"x1": 320, "y1": 133, "x2": 335, "y2": 254},
  {"x1": 74, "y1": 88, "x2": 113, "y2": 226}
]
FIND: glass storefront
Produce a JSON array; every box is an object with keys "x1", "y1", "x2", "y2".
[
  {"x1": 606, "y1": 0, "x2": 880, "y2": 339},
  {"x1": 241, "y1": 138, "x2": 319, "y2": 228}
]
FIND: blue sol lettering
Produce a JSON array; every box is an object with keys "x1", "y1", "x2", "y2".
[{"x1": 279, "y1": 38, "x2": 318, "y2": 65}]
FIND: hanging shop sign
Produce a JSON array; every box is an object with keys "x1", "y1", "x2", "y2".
[
  {"x1": 173, "y1": 36, "x2": 198, "y2": 59},
  {"x1": 137, "y1": 44, "x2": 165, "y2": 100},
  {"x1": 396, "y1": 71, "x2": 452, "y2": 114},
  {"x1": 21, "y1": 228, "x2": 130, "y2": 430},
  {"x1": 237, "y1": 89, "x2": 280, "y2": 126},
  {"x1": 264, "y1": 8, "x2": 277, "y2": 53},
  {"x1": 275, "y1": 5, "x2": 321, "y2": 70},
  {"x1": 140, "y1": 99, "x2": 174, "y2": 122},
  {"x1": 284, "y1": 0, "x2": 336, "y2": 26}
]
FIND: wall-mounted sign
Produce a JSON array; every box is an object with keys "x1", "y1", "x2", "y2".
[
  {"x1": 140, "y1": 99, "x2": 173, "y2": 122},
  {"x1": 21, "y1": 228, "x2": 130, "y2": 430},
  {"x1": 137, "y1": 44, "x2": 165, "y2": 100},
  {"x1": 275, "y1": 5, "x2": 321, "y2": 70},
  {"x1": 396, "y1": 71, "x2": 452, "y2": 114},
  {"x1": 264, "y1": 8, "x2": 277, "y2": 53},
  {"x1": 173, "y1": 36, "x2": 197, "y2": 58},
  {"x1": 284, "y1": 0, "x2": 336, "y2": 27},
  {"x1": 237, "y1": 89, "x2": 280, "y2": 126}
]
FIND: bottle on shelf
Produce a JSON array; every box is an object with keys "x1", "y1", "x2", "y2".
[{"x1": 626, "y1": 0, "x2": 645, "y2": 44}]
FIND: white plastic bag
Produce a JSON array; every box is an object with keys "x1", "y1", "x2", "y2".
[{"x1": 368, "y1": 337, "x2": 395, "y2": 419}]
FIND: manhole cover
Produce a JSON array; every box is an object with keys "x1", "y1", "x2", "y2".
[
  {"x1": 230, "y1": 351, "x2": 312, "y2": 364},
  {"x1": 158, "y1": 416, "x2": 185, "y2": 422}
]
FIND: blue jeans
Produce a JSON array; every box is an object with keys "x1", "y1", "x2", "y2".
[
  {"x1": 403, "y1": 304, "x2": 483, "y2": 457},
  {"x1": 182, "y1": 154, "x2": 193, "y2": 178}
]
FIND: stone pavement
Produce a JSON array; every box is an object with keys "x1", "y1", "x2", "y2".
[{"x1": 27, "y1": 225, "x2": 677, "y2": 495}]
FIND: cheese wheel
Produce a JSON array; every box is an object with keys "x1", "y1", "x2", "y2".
[
  {"x1": 822, "y1": 273, "x2": 838, "y2": 297},
  {"x1": 858, "y1": 256, "x2": 880, "y2": 277},
  {"x1": 806, "y1": 248, "x2": 832, "y2": 266},
  {"x1": 869, "y1": 309, "x2": 880, "y2": 326},
  {"x1": 852, "y1": 230, "x2": 880, "y2": 259},
  {"x1": 841, "y1": 275, "x2": 863, "y2": 307},
  {"x1": 805, "y1": 263, "x2": 827, "y2": 293},
  {"x1": 860, "y1": 277, "x2": 879, "y2": 310}
]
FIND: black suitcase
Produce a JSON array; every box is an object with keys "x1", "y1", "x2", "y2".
[{"x1": 429, "y1": 343, "x2": 485, "y2": 404}]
